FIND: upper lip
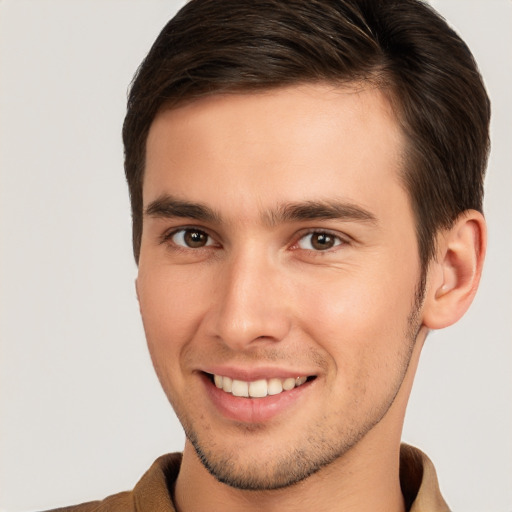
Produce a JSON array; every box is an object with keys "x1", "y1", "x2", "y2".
[{"x1": 199, "y1": 366, "x2": 317, "y2": 381}]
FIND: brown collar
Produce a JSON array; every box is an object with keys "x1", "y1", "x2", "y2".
[{"x1": 130, "y1": 444, "x2": 450, "y2": 512}]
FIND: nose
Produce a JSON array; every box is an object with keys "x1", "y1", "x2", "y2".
[{"x1": 206, "y1": 247, "x2": 292, "y2": 351}]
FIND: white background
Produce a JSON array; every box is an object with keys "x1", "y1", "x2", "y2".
[{"x1": 0, "y1": 1, "x2": 510, "y2": 511}]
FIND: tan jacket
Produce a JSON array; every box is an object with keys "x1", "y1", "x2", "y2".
[{"x1": 45, "y1": 444, "x2": 450, "y2": 512}]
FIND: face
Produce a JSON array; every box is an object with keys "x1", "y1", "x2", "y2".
[{"x1": 137, "y1": 84, "x2": 424, "y2": 490}]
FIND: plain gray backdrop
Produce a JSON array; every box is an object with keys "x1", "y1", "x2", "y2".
[{"x1": 1, "y1": 1, "x2": 511, "y2": 511}]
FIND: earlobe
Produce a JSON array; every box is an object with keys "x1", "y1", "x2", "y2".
[{"x1": 422, "y1": 210, "x2": 486, "y2": 330}]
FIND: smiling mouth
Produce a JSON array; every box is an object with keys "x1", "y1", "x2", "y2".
[{"x1": 207, "y1": 373, "x2": 316, "y2": 398}]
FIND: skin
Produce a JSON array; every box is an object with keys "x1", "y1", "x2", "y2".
[{"x1": 136, "y1": 83, "x2": 486, "y2": 511}]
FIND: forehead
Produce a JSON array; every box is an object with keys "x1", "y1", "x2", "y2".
[{"x1": 143, "y1": 83, "x2": 406, "y2": 220}]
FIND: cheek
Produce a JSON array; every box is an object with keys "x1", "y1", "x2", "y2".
[
  {"x1": 137, "y1": 265, "x2": 211, "y2": 365},
  {"x1": 296, "y1": 273, "x2": 392, "y2": 338},
  {"x1": 294, "y1": 267, "x2": 416, "y2": 374}
]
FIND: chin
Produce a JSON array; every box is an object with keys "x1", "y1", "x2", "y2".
[{"x1": 183, "y1": 416, "x2": 374, "y2": 491}]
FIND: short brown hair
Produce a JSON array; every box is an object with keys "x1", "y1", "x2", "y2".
[{"x1": 123, "y1": 0, "x2": 490, "y2": 266}]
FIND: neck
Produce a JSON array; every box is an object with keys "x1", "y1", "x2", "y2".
[
  {"x1": 173, "y1": 329, "x2": 427, "y2": 512},
  {"x1": 175, "y1": 438, "x2": 405, "y2": 512}
]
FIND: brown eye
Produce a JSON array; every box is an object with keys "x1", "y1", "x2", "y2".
[
  {"x1": 171, "y1": 228, "x2": 213, "y2": 248},
  {"x1": 297, "y1": 232, "x2": 342, "y2": 251}
]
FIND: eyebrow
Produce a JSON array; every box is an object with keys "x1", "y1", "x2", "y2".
[
  {"x1": 145, "y1": 194, "x2": 377, "y2": 226},
  {"x1": 266, "y1": 200, "x2": 377, "y2": 226},
  {"x1": 145, "y1": 195, "x2": 221, "y2": 223}
]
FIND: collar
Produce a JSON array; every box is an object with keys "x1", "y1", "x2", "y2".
[
  {"x1": 401, "y1": 444, "x2": 450, "y2": 512},
  {"x1": 132, "y1": 444, "x2": 450, "y2": 511}
]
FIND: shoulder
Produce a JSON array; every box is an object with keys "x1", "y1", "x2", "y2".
[
  {"x1": 41, "y1": 491, "x2": 133, "y2": 512},
  {"x1": 40, "y1": 453, "x2": 182, "y2": 512}
]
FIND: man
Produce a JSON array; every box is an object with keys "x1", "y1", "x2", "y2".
[{"x1": 46, "y1": 0, "x2": 489, "y2": 510}]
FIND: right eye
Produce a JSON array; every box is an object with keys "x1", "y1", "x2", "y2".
[
  {"x1": 296, "y1": 231, "x2": 344, "y2": 251},
  {"x1": 169, "y1": 228, "x2": 215, "y2": 249}
]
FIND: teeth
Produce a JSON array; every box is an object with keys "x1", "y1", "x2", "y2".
[
  {"x1": 248, "y1": 379, "x2": 268, "y2": 398},
  {"x1": 222, "y1": 376, "x2": 233, "y2": 393},
  {"x1": 231, "y1": 379, "x2": 249, "y2": 397},
  {"x1": 212, "y1": 374, "x2": 310, "y2": 398},
  {"x1": 267, "y1": 378, "x2": 283, "y2": 396},
  {"x1": 282, "y1": 377, "x2": 296, "y2": 391}
]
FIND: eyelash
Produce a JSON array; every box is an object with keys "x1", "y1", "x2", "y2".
[
  {"x1": 160, "y1": 227, "x2": 348, "y2": 254},
  {"x1": 160, "y1": 227, "x2": 218, "y2": 251},
  {"x1": 291, "y1": 229, "x2": 346, "y2": 253}
]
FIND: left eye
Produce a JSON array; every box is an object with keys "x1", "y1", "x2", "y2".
[
  {"x1": 170, "y1": 228, "x2": 215, "y2": 248},
  {"x1": 297, "y1": 232, "x2": 343, "y2": 251}
]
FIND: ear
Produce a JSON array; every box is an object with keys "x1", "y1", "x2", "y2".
[{"x1": 422, "y1": 210, "x2": 486, "y2": 330}]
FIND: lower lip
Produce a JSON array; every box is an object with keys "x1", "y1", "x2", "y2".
[{"x1": 201, "y1": 374, "x2": 314, "y2": 424}]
